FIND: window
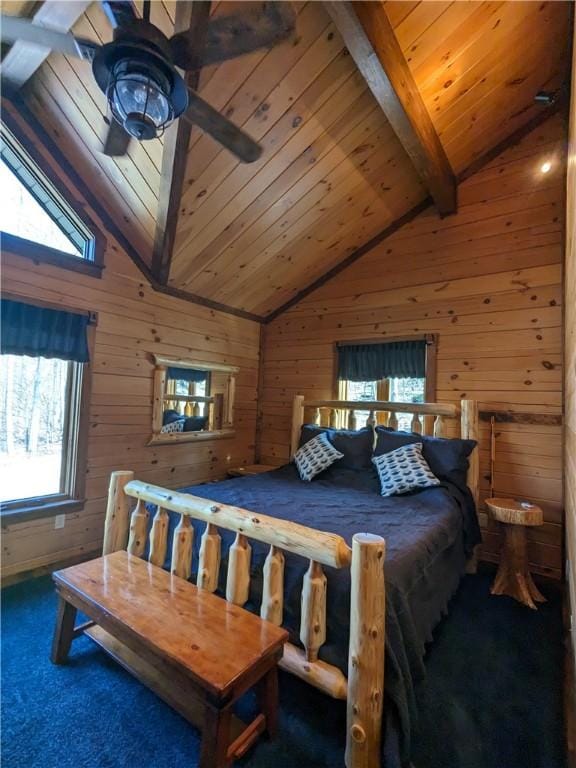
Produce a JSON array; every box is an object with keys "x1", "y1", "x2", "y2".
[
  {"x1": 336, "y1": 337, "x2": 436, "y2": 431},
  {"x1": 344, "y1": 378, "x2": 425, "y2": 431},
  {"x1": 0, "y1": 299, "x2": 93, "y2": 519},
  {"x1": 150, "y1": 356, "x2": 238, "y2": 444},
  {"x1": 0, "y1": 123, "x2": 103, "y2": 276}
]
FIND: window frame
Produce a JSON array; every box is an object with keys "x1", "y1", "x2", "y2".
[
  {"x1": 149, "y1": 355, "x2": 239, "y2": 446},
  {"x1": 0, "y1": 297, "x2": 95, "y2": 523},
  {"x1": 0, "y1": 119, "x2": 105, "y2": 279},
  {"x1": 333, "y1": 333, "x2": 438, "y2": 403}
]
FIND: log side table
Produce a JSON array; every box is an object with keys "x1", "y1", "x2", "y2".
[{"x1": 485, "y1": 497, "x2": 546, "y2": 610}]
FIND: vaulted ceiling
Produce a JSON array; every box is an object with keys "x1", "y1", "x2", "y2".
[{"x1": 1, "y1": 1, "x2": 572, "y2": 321}]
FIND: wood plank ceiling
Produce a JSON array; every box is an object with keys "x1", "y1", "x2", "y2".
[{"x1": 3, "y1": 1, "x2": 572, "y2": 320}]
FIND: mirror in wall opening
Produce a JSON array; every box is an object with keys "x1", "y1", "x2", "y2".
[{"x1": 150, "y1": 356, "x2": 238, "y2": 444}]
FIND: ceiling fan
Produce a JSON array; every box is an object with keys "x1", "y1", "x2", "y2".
[{"x1": 0, "y1": 1, "x2": 296, "y2": 163}]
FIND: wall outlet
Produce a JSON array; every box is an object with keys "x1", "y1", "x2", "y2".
[{"x1": 54, "y1": 514, "x2": 66, "y2": 530}]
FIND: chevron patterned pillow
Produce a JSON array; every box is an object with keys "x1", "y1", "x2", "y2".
[
  {"x1": 160, "y1": 419, "x2": 185, "y2": 434},
  {"x1": 372, "y1": 442, "x2": 440, "y2": 497},
  {"x1": 294, "y1": 432, "x2": 344, "y2": 482}
]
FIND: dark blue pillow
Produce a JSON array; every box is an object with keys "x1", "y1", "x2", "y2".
[
  {"x1": 163, "y1": 409, "x2": 183, "y2": 426},
  {"x1": 373, "y1": 427, "x2": 419, "y2": 454},
  {"x1": 374, "y1": 426, "x2": 476, "y2": 491},
  {"x1": 299, "y1": 425, "x2": 374, "y2": 470},
  {"x1": 183, "y1": 416, "x2": 209, "y2": 432}
]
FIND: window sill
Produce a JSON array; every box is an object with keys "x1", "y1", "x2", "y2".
[
  {"x1": 2, "y1": 232, "x2": 103, "y2": 278},
  {"x1": 148, "y1": 428, "x2": 236, "y2": 446},
  {"x1": 0, "y1": 497, "x2": 84, "y2": 525}
]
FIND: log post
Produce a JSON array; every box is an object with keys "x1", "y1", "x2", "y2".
[
  {"x1": 376, "y1": 380, "x2": 390, "y2": 426},
  {"x1": 171, "y1": 514, "x2": 194, "y2": 580},
  {"x1": 461, "y1": 399, "x2": 479, "y2": 507},
  {"x1": 226, "y1": 533, "x2": 252, "y2": 606},
  {"x1": 127, "y1": 499, "x2": 149, "y2": 558},
  {"x1": 103, "y1": 470, "x2": 134, "y2": 555},
  {"x1": 152, "y1": 368, "x2": 166, "y2": 435},
  {"x1": 463, "y1": 400, "x2": 480, "y2": 575},
  {"x1": 348, "y1": 410, "x2": 357, "y2": 430},
  {"x1": 197, "y1": 522, "x2": 221, "y2": 592},
  {"x1": 225, "y1": 375, "x2": 235, "y2": 427},
  {"x1": 300, "y1": 559, "x2": 327, "y2": 662},
  {"x1": 185, "y1": 382, "x2": 195, "y2": 417},
  {"x1": 329, "y1": 408, "x2": 338, "y2": 428},
  {"x1": 366, "y1": 410, "x2": 376, "y2": 428},
  {"x1": 261, "y1": 545, "x2": 285, "y2": 625},
  {"x1": 290, "y1": 395, "x2": 305, "y2": 459},
  {"x1": 345, "y1": 533, "x2": 386, "y2": 768},
  {"x1": 433, "y1": 414, "x2": 444, "y2": 437},
  {"x1": 149, "y1": 506, "x2": 169, "y2": 567},
  {"x1": 213, "y1": 392, "x2": 225, "y2": 430},
  {"x1": 388, "y1": 412, "x2": 398, "y2": 430},
  {"x1": 411, "y1": 413, "x2": 422, "y2": 434}
]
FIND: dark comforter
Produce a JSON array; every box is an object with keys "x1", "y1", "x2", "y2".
[{"x1": 147, "y1": 464, "x2": 480, "y2": 766}]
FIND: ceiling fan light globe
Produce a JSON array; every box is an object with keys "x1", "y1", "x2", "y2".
[{"x1": 108, "y1": 63, "x2": 174, "y2": 140}]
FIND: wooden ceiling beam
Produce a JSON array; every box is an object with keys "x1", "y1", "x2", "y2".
[
  {"x1": 152, "y1": 1, "x2": 211, "y2": 285},
  {"x1": 326, "y1": 0, "x2": 457, "y2": 217},
  {"x1": 0, "y1": 1, "x2": 91, "y2": 89}
]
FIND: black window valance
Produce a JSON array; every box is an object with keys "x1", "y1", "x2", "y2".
[
  {"x1": 1, "y1": 298, "x2": 90, "y2": 362},
  {"x1": 167, "y1": 366, "x2": 209, "y2": 384},
  {"x1": 337, "y1": 340, "x2": 426, "y2": 382}
]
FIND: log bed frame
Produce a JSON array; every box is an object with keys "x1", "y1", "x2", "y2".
[{"x1": 101, "y1": 395, "x2": 479, "y2": 768}]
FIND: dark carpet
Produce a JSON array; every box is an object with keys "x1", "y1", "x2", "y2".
[{"x1": 1, "y1": 571, "x2": 565, "y2": 768}]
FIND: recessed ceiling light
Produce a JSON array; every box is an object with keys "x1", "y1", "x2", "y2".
[{"x1": 541, "y1": 161, "x2": 552, "y2": 174}]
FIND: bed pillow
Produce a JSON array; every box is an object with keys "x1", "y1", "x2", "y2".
[
  {"x1": 374, "y1": 426, "x2": 476, "y2": 491},
  {"x1": 372, "y1": 442, "x2": 440, "y2": 497},
  {"x1": 299, "y1": 425, "x2": 374, "y2": 470},
  {"x1": 294, "y1": 432, "x2": 344, "y2": 482},
  {"x1": 183, "y1": 416, "x2": 208, "y2": 432},
  {"x1": 418, "y1": 435, "x2": 476, "y2": 490},
  {"x1": 162, "y1": 409, "x2": 182, "y2": 426},
  {"x1": 160, "y1": 418, "x2": 185, "y2": 434}
]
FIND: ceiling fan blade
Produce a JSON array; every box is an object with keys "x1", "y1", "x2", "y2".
[
  {"x1": 169, "y1": 2, "x2": 295, "y2": 69},
  {"x1": 100, "y1": 1, "x2": 138, "y2": 30},
  {"x1": 103, "y1": 118, "x2": 131, "y2": 157},
  {"x1": 182, "y1": 89, "x2": 262, "y2": 164},
  {"x1": 0, "y1": 14, "x2": 98, "y2": 60}
]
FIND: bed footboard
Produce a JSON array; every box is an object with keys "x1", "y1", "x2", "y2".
[{"x1": 102, "y1": 473, "x2": 386, "y2": 768}]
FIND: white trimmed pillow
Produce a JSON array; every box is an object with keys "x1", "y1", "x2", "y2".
[
  {"x1": 372, "y1": 442, "x2": 440, "y2": 497},
  {"x1": 160, "y1": 419, "x2": 184, "y2": 434},
  {"x1": 294, "y1": 432, "x2": 344, "y2": 482}
]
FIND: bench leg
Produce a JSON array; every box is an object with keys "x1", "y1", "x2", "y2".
[
  {"x1": 257, "y1": 666, "x2": 279, "y2": 739},
  {"x1": 51, "y1": 596, "x2": 77, "y2": 665},
  {"x1": 200, "y1": 704, "x2": 231, "y2": 768}
]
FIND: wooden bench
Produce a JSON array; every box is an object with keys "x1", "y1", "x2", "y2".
[{"x1": 51, "y1": 551, "x2": 288, "y2": 767}]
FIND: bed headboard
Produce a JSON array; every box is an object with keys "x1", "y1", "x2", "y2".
[{"x1": 290, "y1": 395, "x2": 480, "y2": 506}]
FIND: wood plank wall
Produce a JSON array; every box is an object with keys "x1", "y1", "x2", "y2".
[
  {"x1": 565, "y1": 15, "x2": 576, "y2": 667},
  {"x1": 260, "y1": 114, "x2": 566, "y2": 579},
  {"x1": 1, "y1": 134, "x2": 260, "y2": 580}
]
